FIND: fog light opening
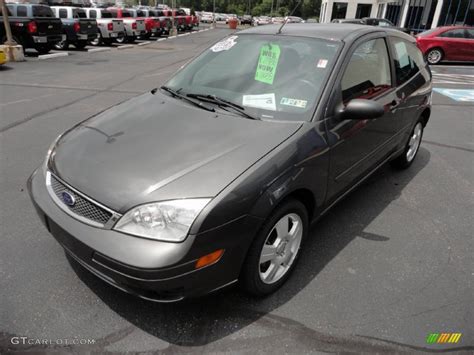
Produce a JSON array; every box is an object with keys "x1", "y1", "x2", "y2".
[{"x1": 195, "y1": 249, "x2": 224, "y2": 269}]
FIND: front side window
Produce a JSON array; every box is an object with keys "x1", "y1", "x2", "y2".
[
  {"x1": 73, "y1": 9, "x2": 87, "y2": 19},
  {"x1": 341, "y1": 38, "x2": 392, "y2": 102},
  {"x1": 166, "y1": 35, "x2": 340, "y2": 121},
  {"x1": 390, "y1": 37, "x2": 424, "y2": 85}
]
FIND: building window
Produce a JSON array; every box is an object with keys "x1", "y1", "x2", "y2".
[
  {"x1": 440, "y1": 0, "x2": 473, "y2": 26},
  {"x1": 356, "y1": 4, "x2": 372, "y2": 18},
  {"x1": 331, "y1": 2, "x2": 348, "y2": 20},
  {"x1": 385, "y1": 0, "x2": 404, "y2": 26},
  {"x1": 377, "y1": 4, "x2": 385, "y2": 17}
]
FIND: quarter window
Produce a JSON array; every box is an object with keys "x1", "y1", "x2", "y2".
[
  {"x1": 341, "y1": 38, "x2": 392, "y2": 102},
  {"x1": 390, "y1": 38, "x2": 424, "y2": 86}
]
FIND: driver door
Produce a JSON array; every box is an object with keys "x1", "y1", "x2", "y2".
[{"x1": 324, "y1": 35, "x2": 400, "y2": 202}]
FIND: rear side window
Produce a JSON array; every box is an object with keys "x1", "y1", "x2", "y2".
[
  {"x1": 122, "y1": 11, "x2": 131, "y2": 18},
  {"x1": 89, "y1": 10, "x2": 97, "y2": 18},
  {"x1": 341, "y1": 38, "x2": 392, "y2": 102},
  {"x1": 466, "y1": 29, "x2": 474, "y2": 39},
  {"x1": 101, "y1": 11, "x2": 112, "y2": 18},
  {"x1": 33, "y1": 6, "x2": 54, "y2": 18},
  {"x1": 390, "y1": 37, "x2": 424, "y2": 86},
  {"x1": 17, "y1": 6, "x2": 27, "y2": 17},
  {"x1": 438, "y1": 29, "x2": 466, "y2": 38},
  {"x1": 59, "y1": 9, "x2": 67, "y2": 18}
]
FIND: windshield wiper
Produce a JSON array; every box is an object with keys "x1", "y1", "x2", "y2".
[
  {"x1": 160, "y1": 86, "x2": 215, "y2": 112},
  {"x1": 186, "y1": 93, "x2": 259, "y2": 120}
]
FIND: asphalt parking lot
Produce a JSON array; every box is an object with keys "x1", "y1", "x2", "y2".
[{"x1": 0, "y1": 27, "x2": 473, "y2": 353}]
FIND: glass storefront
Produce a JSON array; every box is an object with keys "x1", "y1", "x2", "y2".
[
  {"x1": 439, "y1": 0, "x2": 474, "y2": 25},
  {"x1": 332, "y1": 2, "x2": 349, "y2": 19},
  {"x1": 356, "y1": 3, "x2": 373, "y2": 17},
  {"x1": 385, "y1": 0, "x2": 405, "y2": 25},
  {"x1": 406, "y1": 0, "x2": 438, "y2": 31}
]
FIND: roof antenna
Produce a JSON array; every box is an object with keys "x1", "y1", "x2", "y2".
[{"x1": 277, "y1": 0, "x2": 303, "y2": 34}]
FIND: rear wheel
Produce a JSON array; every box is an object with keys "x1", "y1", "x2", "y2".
[
  {"x1": 241, "y1": 199, "x2": 308, "y2": 296},
  {"x1": 426, "y1": 48, "x2": 443, "y2": 64},
  {"x1": 115, "y1": 34, "x2": 126, "y2": 44},
  {"x1": 125, "y1": 35, "x2": 136, "y2": 43},
  {"x1": 391, "y1": 121, "x2": 424, "y2": 169}
]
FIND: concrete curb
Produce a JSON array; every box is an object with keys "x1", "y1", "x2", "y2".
[
  {"x1": 137, "y1": 41, "x2": 151, "y2": 46},
  {"x1": 38, "y1": 52, "x2": 69, "y2": 60},
  {"x1": 157, "y1": 38, "x2": 167, "y2": 42},
  {"x1": 88, "y1": 47, "x2": 111, "y2": 53},
  {"x1": 117, "y1": 44, "x2": 135, "y2": 50}
]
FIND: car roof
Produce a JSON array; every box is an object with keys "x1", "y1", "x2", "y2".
[
  {"x1": 437, "y1": 25, "x2": 472, "y2": 30},
  {"x1": 238, "y1": 23, "x2": 409, "y2": 42}
]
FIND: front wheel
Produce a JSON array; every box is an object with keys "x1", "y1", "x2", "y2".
[
  {"x1": 74, "y1": 41, "x2": 87, "y2": 50},
  {"x1": 54, "y1": 39, "x2": 69, "y2": 50},
  {"x1": 391, "y1": 121, "x2": 424, "y2": 169},
  {"x1": 240, "y1": 199, "x2": 308, "y2": 296},
  {"x1": 426, "y1": 48, "x2": 443, "y2": 64}
]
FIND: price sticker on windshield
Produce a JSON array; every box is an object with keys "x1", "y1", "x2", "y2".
[{"x1": 255, "y1": 44, "x2": 281, "y2": 85}]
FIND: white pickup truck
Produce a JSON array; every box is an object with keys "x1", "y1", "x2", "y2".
[
  {"x1": 107, "y1": 8, "x2": 146, "y2": 43},
  {"x1": 83, "y1": 8, "x2": 125, "y2": 46}
]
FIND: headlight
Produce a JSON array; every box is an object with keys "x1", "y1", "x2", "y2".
[
  {"x1": 43, "y1": 134, "x2": 63, "y2": 172},
  {"x1": 114, "y1": 199, "x2": 211, "y2": 242}
]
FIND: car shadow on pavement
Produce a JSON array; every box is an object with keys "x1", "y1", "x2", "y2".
[{"x1": 68, "y1": 147, "x2": 432, "y2": 351}]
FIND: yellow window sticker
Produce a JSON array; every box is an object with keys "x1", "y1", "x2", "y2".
[
  {"x1": 255, "y1": 44, "x2": 281, "y2": 85},
  {"x1": 280, "y1": 97, "x2": 307, "y2": 109}
]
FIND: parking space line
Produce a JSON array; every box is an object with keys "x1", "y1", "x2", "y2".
[
  {"x1": 88, "y1": 47, "x2": 111, "y2": 53},
  {"x1": 38, "y1": 52, "x2": 69, "y2": 60},
  {"x1": 117, "y1": 45, "x2": 135, "y2": 50},
  {"x1": 137, "y1": 41, "x2": 151, "y2": 46}
]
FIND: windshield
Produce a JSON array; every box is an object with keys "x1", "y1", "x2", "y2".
[{"x1": 165, "y1": 34, "x2": 340, "y2": 121}]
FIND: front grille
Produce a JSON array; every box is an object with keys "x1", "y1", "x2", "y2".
[{"x1": 48, "y1": 173, "x2": 113, "y2": 226}]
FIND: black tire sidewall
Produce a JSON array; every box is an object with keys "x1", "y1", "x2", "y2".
[{"x1": 241, "y1": 199, "x2": 309, "y2": 296}]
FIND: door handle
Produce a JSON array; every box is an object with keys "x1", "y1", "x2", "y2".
[{"x1": 389, "y1": 100, "x2": 400, "y2": 111}]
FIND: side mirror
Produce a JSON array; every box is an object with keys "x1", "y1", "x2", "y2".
[{"x1": 338, "y1": 99, "x2": 385, "y2": 120}]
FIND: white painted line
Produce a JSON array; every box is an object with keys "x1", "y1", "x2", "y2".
[
  {"x1": 117, "y1": 44, "x2": 135, "y2": 50},
  {"x1": 137, "y1": 41, "x2": 151, "y2": 46},
  {"x1": 157, "y1": 38, "x2": 167, "y2": 41},
  {"x1": 88, "y1": 47, "x2": 111, "y2": 53},
  {"x1": 177, "y1": 34, "x2": 185, "y2": 37},
  {"x1": 38, "y1": 52, "x2": 69, "y2": 60},
  {"x1": 168, "y1": 36, "x2": 177, "y2": 39}
]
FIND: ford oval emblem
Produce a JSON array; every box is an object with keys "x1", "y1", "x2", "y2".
[{"x1": 61, "y1": 191, "x2": 75, "y2": 206}]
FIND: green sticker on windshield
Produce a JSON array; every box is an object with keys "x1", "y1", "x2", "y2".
[{"x1": 255, "y1": 44, "x2": 281, "y2": 85}]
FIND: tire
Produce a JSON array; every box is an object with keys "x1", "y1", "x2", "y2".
[
  {"x1": 391, "y1": 120, "x2": 424, "y2": 169},
  {"x1": 426, "y1": 48, "x2": 443, "y2": 65},
  {"x1": 54, "y1": 39, "x2": 69, "y2": 50},
  {"x1": 126, "y1": 36, "x2": 137, "y2": 43},
  {"x1": 74, "y1": 41, "x2": 87, "y2": 50},
  {"x1": 139, "y1": 33, "x2": 151, "y2": 40},
  {"x1": 35, "y1": 44, "x2": 52, "y2": 55},
  {"x1": 115, "y1": 34, "x2": 126, "y2": 44},
  {"x1": 240, "y1": 199, "x2": 308, "y2": 296}
]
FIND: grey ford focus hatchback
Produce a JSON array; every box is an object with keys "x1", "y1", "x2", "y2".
[{"x1": 29, "y1": 24, "x2": 431, "y2": 302}]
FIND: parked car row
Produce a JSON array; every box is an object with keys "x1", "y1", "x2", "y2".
[
  {"x1": 253, "y1": 15, "x2": 305, "y2": 26},
  {"x1": 0, "y1": 3, "x2": 199, "y2": 54}
]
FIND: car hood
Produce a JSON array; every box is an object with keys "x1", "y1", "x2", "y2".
[{"x1": 51, "y1": 92, "x2": 302, "y2": 213}]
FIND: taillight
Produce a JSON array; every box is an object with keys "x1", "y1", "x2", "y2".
[
  {"x1": 27, "y1": 21, "x2": 37, "y2": 34},
  {"x1": 132, "y1": 22, "x2": 137, "y2": 29},
  {"x1": 107, "y1": 22, "x2": 113, "y2": 31},
  {"x1": 73, "y1": 22, "x2": 80, "y2": 33}
]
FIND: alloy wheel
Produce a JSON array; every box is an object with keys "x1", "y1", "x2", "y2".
[
  {"x1": 259, "y1": 213, "x2": 303, "y2": 284},
  {"x1": 427, "y1": 49, "x2": 442, "y2": 64},
  {"x1": 406, "y1": 122, "x2": 423, "y2": 162}
]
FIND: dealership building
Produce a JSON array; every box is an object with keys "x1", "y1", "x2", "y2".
[{"x1": 320, "y1": 0, "x2": 474, "y2": 32}]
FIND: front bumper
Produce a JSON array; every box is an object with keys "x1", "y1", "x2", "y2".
[{"x1": 28, "y1": 168, "x2": 261, "y2": 302}]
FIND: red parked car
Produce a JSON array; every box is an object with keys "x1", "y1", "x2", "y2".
[{"x1": 416, "y1": 26, "x2": 474, "y2": 64}]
